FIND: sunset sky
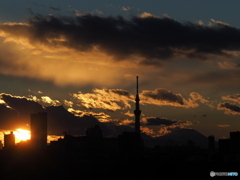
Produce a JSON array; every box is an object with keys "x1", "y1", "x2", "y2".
[{"x1": 1, "y1": 0, "x2": 240, "y2": 142}]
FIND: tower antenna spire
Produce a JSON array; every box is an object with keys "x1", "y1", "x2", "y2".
[
  {"x1": 136, "y1": 76, "x2": 138, "y2": 94},
  {"x1": 134, "y1": 76, "x2": 141, "y2": 136}
]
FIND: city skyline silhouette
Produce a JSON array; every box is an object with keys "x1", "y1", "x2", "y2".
[
  {"x1": 1, "y1": 1, "x2": 240, "y2": 178},
  {"x1": 0, "y1": 76, "x2": 240, "y2": 178}
]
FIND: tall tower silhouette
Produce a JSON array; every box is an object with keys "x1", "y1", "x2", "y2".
[{"x1": 134, "y1": 76, "x2": 141, "y2": 137}]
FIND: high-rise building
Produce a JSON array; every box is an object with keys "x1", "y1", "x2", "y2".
[
  {"x1": 0, "y1": 140, "x2": 3, "y2": 149},
  {"x1": 30, "y1": 112, "x2": 47, "y2": 150},
  {"x1": 4, "y1": 131, "x2": 15, "y2": 149},
  {"x1": 230, "y1": 131, "x2": 240, "y2": 153},
  {"x1": 208, "y1": 135, "x2": 215, "y2": 149}
]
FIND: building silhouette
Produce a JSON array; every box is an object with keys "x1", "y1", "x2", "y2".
[
  {"x1": 0, "y1": 140, "x2": 3, "y2": 149},
  {"x1": 86, "y1": 125, "x2": 103, "y2": 139},
  {"x1": 4, "y1": 131, "x2": 15, "y2": 150},
  {"x1": 50, "y1": 127, "x2": 117, "y2": 156},
  {"x1": 230, "y1": 131, "x2": 240, "y2": 153},
  {"x1": 30, "y1": 112, "x2": 47, "y2": 150},
  {"x1": 208, "y1": 135, "x2": 215, "y2": 149},
  {"x1": 218, "y1": 138, "x2": 230, "y2": 153}
]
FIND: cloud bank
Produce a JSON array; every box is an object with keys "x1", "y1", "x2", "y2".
[
  {"x1": 1, "y1": 14, "x2": 240, "y2": 66},
  {"x1": 1, "y1": 14, "x2": 240, "y2": 87},
  {"x1": 217, "y1": 102, "x2": 240, "y2": 115}
]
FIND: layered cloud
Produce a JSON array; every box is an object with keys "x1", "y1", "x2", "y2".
[
  {"x1": 1, "y1": 14, "x2": 240, "y2": 65},
  {"x1": 140, "y1": 88, "x2": 199, "y2": 108},
  {"x1": 0, "y1": 90, "x2": 201, "y2": 138},
  {"x1": 140, "y1": 117, "x2": 194, "y2": 137},
  {"x1": 72, "y1": 89, "x2": 134, "y2": 111},
  {"x1": 0, "y1": 14, "x2": 240, "y2": 87},
  {"x1": 217, "y1": 102, "x2": 240, "y2": 115},
  {"x1": 218, "y1": 124, "x2": 231, "y2": 128},
  {"x1": 143, "y1": 117, "x2": 177, "y2": 126},
  {"x1": 71, "y1": 88, "x2": 211, "y2": 111},
  {"x1": 222, "y1": 94, "x2": 240, "y2": 103},
  {"x1": 67, "y1": 107, "x2": 111, "y2": 122},
  {"x1": 217, "y1": 94, "x2": 240, "y2": 114}
]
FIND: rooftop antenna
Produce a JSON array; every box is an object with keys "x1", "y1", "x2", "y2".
[{"x1": 136, "y1": 76, "x2": 139, "y2": 94}]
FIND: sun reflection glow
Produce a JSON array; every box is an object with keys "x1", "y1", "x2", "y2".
[{"x1": 14, "y1": 129, "x2": 30, "y2": 143}]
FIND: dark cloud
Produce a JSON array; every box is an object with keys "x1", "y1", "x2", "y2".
[
  {"x1": 1, "y1": 94, "x2": 44, "y2": 117},
  {"x1": 140, "y1": 88, "x2": 199, "y2": 108},
  {"x1": 141, "y1": 117, "x2": 194, "y2": 138},
  {"x1": 217, "y1": 102, "x2": 240, "y2": 115},
  {"x1": 145, "y1": 117, "x2": 177, "y2": 126},
  {"x1": 1, "y1": 14, "x2": 240, "y2": 66},
  {"x1": 27, "y1": 15, "x2": 240, "y2": 62},
  {"x1": 143, "y1": 117, "x2": 193, "y2": 128},
  {"x1": 141, "y1": 88, "x2": 184, "y2": 105},
  {"x1": 50, "y1": 6, "x2": 60, "y2": 11},
  {"x1": 109, "y1": 89, "x2": 132, "y2": 97},
  {"x1": 0, "y1": 104, "x2": 19, "y2": 129}
]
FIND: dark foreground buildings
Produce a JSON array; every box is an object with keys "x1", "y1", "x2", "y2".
[
  {"x1": 3, "y1": 131, "x2": 15, "y2": 150},
  {"x1": 1, "y1": 77, "x2": 240, "y2": 178}
]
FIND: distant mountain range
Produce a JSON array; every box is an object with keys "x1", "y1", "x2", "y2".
[{"x1": 142, "y1": 128, "x2": 212, "y2": 148}]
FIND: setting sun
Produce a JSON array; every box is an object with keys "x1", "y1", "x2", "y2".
[{"x1": 14, "y1": 129, "x2": 30, "y2": 142}]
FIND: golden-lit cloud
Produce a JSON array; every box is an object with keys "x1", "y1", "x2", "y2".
[
  {"x1": 67, "y1": 107, "x2": 111, "y2": 121},
  {"x1": 140, "y1": 117, "x2": 194, "y2": 137},
  {"x1": 158, "y1": 126, "x2": 171, "y2": 136},
  {"x1": 218, "y1": 124, "x2": 231, "y2": 128},
  {"x1": 70, "y1": 88, "x2": 208, "y2": 111},
  {"x1": 217, "y1": 102, "x2": 240, "y2": 115},
  {"x1": 210, "y1": 19, "x2": 229, "y2": 26},
  {"x1": 139, "y1": 12, "x2": 158, "y2": 18},
  {"x1": 72, "y1": 89, "x2": 134, "y2": 111},
  {"x1": 222, "y1": 94, "x2": 240, "y2": 103},
  {"x1": 140, "y1": 127, "x2": 155, "y2": 136},
  {"x1": 47, "y1": 135, "x2": 63, "y2": 143},
  {"x1": 40, "y1": 96, "x2": 60, "y2": 106},
  {"x1": 63, "y1": 100, "x2": 74, "y2": 107},
  {"x1": 190, "y1": 92, "x2": 209, "y2": 103},
  {"x1": 123, "y1": 111, "x2": 135, "y2": 117},
  {"x1": 1, "y1": 14, "x2": 240, "y2": 89},
  {"x1": 0, "y1": 98, "x2": 7, "y2": 106},
  {"x1": 121, "y1": 7, "x2": 131, "y2": 12},
  {"x1": 219, "y1": 93, "x2": 240, "y2": 114},
  {"x1": 118, "y1": 119, "x2": 135, "y2": 126},
  {"x1": 140, "y1": 88, "x2": 199, "y2": 108},
  {"x1": 0, "y1": 26, "x2": 132, "y2": 87}
]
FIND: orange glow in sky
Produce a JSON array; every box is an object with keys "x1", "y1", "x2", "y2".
[{"x1": 13, "y1": 129, "x2": 30, "y2": 143}]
